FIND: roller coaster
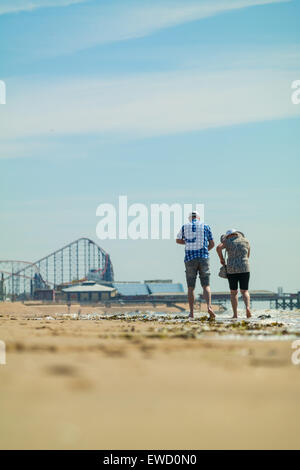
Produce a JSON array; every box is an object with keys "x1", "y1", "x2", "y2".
[{"x1": 0, "y1": 238, "x2": 114, "y2": 300}]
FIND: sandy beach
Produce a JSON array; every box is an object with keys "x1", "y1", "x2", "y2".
[{"x1": 0, "y1": 302, "x2": 300, "y2": 450}]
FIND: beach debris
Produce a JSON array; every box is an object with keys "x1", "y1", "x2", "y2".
[{"x1": 11, "y1": 307, "x2": 299, "y2": 341}]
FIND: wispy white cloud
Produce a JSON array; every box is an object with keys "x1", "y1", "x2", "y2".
[
  {"x1": 1, "y1": 65, "x2": 299, "y2": 149},
  {"x1": 0, "y1": 0, "x2": 89, "y2": 15},
  {"x1": 119, "y1": 0, "x2": 291, "y2": 40},
  {"x1": 0, "y1": 0, "x2": 291, "y2": 58}
]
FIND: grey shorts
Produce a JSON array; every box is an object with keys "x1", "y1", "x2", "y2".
[{"x1": 185, "y1": 258, "x2": 210, "y2": 288}]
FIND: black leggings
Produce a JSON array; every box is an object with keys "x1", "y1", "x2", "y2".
[{"x1": 227, "y1": 272, "x2": 250, "y2": 291}]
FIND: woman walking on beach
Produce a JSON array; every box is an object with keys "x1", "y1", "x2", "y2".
[{"x1": 217, "y1": 229, "x2": 251, "y2": 319}]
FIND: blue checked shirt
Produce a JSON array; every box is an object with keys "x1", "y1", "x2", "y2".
[{"x1": 177, "y1": 221, "x2": 214, "y2": 262}]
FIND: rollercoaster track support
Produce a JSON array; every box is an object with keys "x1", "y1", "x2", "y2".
[{"x1": 1, "y1": 238, "x2": 114, "y2": 298}]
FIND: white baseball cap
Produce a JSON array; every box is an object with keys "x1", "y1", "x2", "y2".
[
  {"x1": 188, "y1": 211, "x2": 200, "y2": 220},
  {"x1": 226, "y1": 229, "x2": 238, "y2": 237}
]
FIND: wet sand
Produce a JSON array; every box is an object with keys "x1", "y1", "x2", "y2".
[{"x1": 0, "y1": 303, "x2": 300, "y2": 449}]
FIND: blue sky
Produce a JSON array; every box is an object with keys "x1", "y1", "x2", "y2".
[{"x1": 1, "y1": 0, "x2": 300, "y2": 292}]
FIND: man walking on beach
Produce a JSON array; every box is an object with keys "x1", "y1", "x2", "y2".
[{"x1": 176, "y1": 211, "x2": 215, "y2": 320}]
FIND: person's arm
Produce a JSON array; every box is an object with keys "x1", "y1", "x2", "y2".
[
  {"x1": 208, "y1": 239, "x2": 215, "y2": 251},
  {"x1": 176, "y1": 226, "x2": 185, "y2": 245},
  {"x1": 216, "y1": 242, "x2": 226, "y2": 265},
  {"x1": 248, "y1": 246, "x2": 250, "y2": 258},
  {"x1": 207, "y1": 226, "x2": 215, "y2": 251}
]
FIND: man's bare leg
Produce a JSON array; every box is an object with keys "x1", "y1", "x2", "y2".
[
  {"x1": 230, "y1": 290, "x2": 238, "y2": 318},
  {"x1": 202, "y1": 285, "x2": 215, "y2": 320},
  {"x1": 188, "y1": 287, "x2": 195, "y2": 318},
  {"x1": 241, "y1": 289, "x2": 251, "y2": 318}
]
